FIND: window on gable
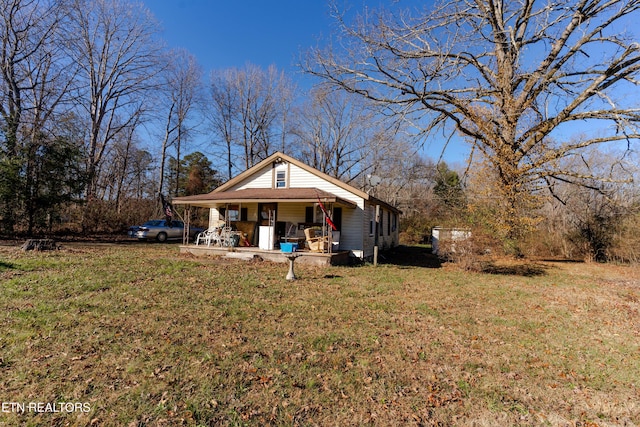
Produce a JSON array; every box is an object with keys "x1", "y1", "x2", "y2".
[{"x1": 276, "y1": 170, "x2": 286, "y2": 188}]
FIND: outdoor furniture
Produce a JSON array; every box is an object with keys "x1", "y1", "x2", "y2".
[
  {"x1": 304, "y1": 228, "x2": 330, "y2": 252},
  {"x1": 196, "y1": 227, "x2": 221, "y2": 246},
  {"x1": 219, "y1": 226, "x2": 239, "y2": 247}
]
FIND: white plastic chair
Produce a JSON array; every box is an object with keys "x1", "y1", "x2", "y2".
[
  {"x1": 219, "y1": 226, "x2": 234, "y2": 247},
  {"x1": 196, "y1": 227, "x2": 221, "y2": 246}
]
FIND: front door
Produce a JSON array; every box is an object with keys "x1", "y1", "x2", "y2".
[
  {"x1": 257, "y1": 203, "x2": 277, "y2": 250},
  {"x1": 258, "y1": 203, "x2": 277, "y2": 226}
]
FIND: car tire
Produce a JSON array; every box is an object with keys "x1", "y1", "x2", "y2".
[{"x1": 156, "y1": 232, "x2": 168, "y2": 243}]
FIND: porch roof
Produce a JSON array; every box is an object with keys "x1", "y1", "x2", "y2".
[{"x1": 172, "y1": 187, "x2": 358, "y2": 209}]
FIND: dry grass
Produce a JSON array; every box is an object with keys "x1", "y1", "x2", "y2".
[{"x1": 0, "y1": 243, "x2": 639, "y2": 426}]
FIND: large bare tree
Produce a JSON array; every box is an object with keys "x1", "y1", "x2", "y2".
[
  {"x1": 206, "y1": 68, "x2": 239, "y2": 181},
  {"x1": 67, "y1": 0, "x2": 162, "y2": 205},
  {"x1": 306, "y1": 0, "x2": 640, "y2": 242},
  {"x1": 235, "y1": 64, "x2": 294, "y2": 169},
  {"x1": 0, "y1": 0, "x2": 73, "y2": 233}
]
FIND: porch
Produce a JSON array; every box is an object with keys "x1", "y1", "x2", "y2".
[
  {"x1": 175, "y1": 187, "x2": 357, "y2": 264},
  {"x1": 179, "y1": 244, "x2": 352, "y2": 266}
]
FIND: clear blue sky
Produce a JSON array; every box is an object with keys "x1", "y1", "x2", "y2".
[{"x1": 142, "y1": 0, "x2": 335, "y2": 82}]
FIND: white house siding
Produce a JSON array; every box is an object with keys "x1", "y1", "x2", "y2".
[
  {"x1": 288, "y1": 164, "x2": 360, "y2": 204},
  {"x1": 209, "y1": 208, "x2": 222, "y2": 227},
  {"x1": 277, "y1": 203, "x2": 306, "y2": 224},
  {"x1": 361, "y1": 204, "x2": 400, "y2": 259},
  {"x1": 209, "y1": 205, "x2": 259, "y2": 225},
  {"x1": 338, "y1": 205, "x2": 364, "y2": 253},
  {"x1": 202, "y1": 158, "x2": 402, "y2": 258},
  {"x1": 232, "y1": 164, "x2": 273, "y2": 190}
]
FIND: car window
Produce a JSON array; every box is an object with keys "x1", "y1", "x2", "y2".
[{"x1": 143, "y1": 220, "x2": 163, "y2": 226}]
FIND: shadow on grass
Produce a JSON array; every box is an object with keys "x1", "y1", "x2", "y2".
[
  {"x1": 0, "y1": 260, "x2": 17, "y2": 271},
  {"x1": 378, "y1": 245, "x2": 550, "y2": 276},
  {"x1": 378, "y1": 245, "x2": 442, "y2": 268},
  {"x1": 480, "y1": 262, "x2": 548, "y2": 277}
]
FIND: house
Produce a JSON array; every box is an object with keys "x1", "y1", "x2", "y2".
[{"x1": 172, "y1": 152, "x2": 401, "y2": 264}]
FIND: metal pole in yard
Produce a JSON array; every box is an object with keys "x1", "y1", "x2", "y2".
[{"x1": 374, "y1": 204, "x2": 380, "y2": 266}]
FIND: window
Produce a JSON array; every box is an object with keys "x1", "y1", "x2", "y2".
[
  {"x1": 275, "y1": 163, "x2": 287, "y2": 188},
  {"x1": 333, "y1": 207, "x2": 342, "y2": 231},
  {"x1": 221, "y1": 206, "x2": 247, "y2": 222},
  {"x1": 227, "y1": 205, "x2": 239, "y2": 221},
  {"x1": 369, "y1": 207, "x2": 375, "y2": 236}
]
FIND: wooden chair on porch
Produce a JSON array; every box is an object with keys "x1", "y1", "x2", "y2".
[{"x1": 304, "y1": 228, "x2": 330, "y2": 252}]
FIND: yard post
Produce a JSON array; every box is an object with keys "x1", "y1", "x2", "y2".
[{"x1": 374, "y1": 204, "x2": 380, "y2": 266}]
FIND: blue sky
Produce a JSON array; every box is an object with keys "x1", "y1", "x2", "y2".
[
  {"x1": 142, "y1": 0, "x2": 335, "y2": 83},
  {"x1": 139, "y1": 1, "x2": 640, "y2": 170},
  {"x1": 139, "y1": 0, "x2": 471, "y2": 166}
]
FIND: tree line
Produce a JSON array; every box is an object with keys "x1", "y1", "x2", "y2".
[
  {"x1": 0, "y1": 0, "x2": 407, "y2": 236},
  {"x1": 2, "y1": 0, "x2": 640, "y2": 262}
]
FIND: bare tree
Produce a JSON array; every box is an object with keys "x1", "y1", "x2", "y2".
[
  {"x1": 370, "y1": 145, "x2": 435, "y2": 206},
  {"x1": 156, "y1": 48, "x2": 202, "y2": 196},
  {"x1": 541, "y1": 148, "x2": 638, "y2": 261},
  {"x1": 293, "y1": 85, "x2": 399, "y2": 183},
  {"x1": 0, "y1": 0, "x2": 73, "y2": 233},
  {"x1": 206, "y1": 68, "x2": 239, "y2": 181},
  {"x1": 235, "y1": 64, "x2": 294, "y2": 169},
  {"x1": 306, "y1": 0, "x2": 640, "y2": 243},
  {"x1": 66, "y1": 0, "x2": 163, "y2": 206},
  {"x1": 98, "y1": 112, "x2": 143, "y2": 212},
  {"x1": 204, "y1": 64, "x2": 295, "y2": 177}
]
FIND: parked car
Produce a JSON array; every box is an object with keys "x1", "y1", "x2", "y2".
[{"x1": 128, "y1": 219, "x2": 204, "y2": 242}]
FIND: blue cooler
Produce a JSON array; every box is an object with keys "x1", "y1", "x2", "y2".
[{"x1": 280, "y1": 242, "x2": 298, "y2": 253}]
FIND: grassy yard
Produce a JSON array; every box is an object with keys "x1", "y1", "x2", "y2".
[{"x1": 1, "y1": 243, "x2": 638, "y2": 426}]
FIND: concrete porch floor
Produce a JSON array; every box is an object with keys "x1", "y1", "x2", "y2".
[{"x1": 179, "y1": 244, "x2": 352, "y2": 266}]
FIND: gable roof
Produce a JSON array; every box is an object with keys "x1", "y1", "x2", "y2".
[
  {"x1": 172, "y1": 152, "x2": 400, "y2": 213},
  {"x1": 215, "y1": 152, "x2": 369, "y2": 199}
]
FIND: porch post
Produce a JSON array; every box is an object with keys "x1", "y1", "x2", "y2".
[{"x1": 183, "y1": 205, "x2": 191, "y2": 245}]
